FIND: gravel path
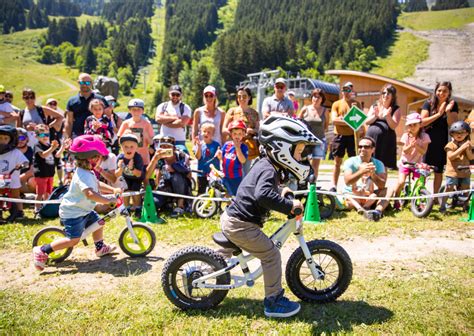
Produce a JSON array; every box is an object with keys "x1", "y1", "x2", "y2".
[{"x1": 404, "y1": 23, "x2": 474, "y2": 101}]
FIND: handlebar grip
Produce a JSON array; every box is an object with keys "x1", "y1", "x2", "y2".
[
  {"x1": 293, "y1": 208, "x2": 303, "y2": 216},
  {"x1": 284, "y1": 192, "x2": 295, "y2": 200}
]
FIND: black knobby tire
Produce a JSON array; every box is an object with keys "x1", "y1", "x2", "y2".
[
  {"x1": 193, "y1": 193, "x2": 219, "y2": 218},
  {"x1": 318, "y1": 193, "x2": 336, "y2": 219},
  {"x1": 32, "y1": 227, "x2": 73, "y2": 263},
  {"x1": 118, "y1": 223, "x2": 156, "y2": 257},
  {"x1": 286, "y1": 240, "x2": 352, "y2": 303},
  {"x1": 411, "y1": 189, "x2": 434, "y2": 218},
  {"x1": 161, "y1": 246, "x2": 230, "y2": 310}
]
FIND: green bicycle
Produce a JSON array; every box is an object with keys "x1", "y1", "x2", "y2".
[{"x1": 399, "y1": 161, "x2": 434, "y2": 218}]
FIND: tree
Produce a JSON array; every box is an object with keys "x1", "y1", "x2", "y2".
[
  {"x1": 432, "y1": 0, "x2": 469, "y2": 10},
  {"x1": 39, "y1": 45, "x2": 58, "y2": 64},
  {"x1": 405, "y1": 0, "x2": 428, "y2": 12},
  {"x1": 26, "y1": 4, "x2": 48, "y2": 29},
  {"x1": 190, "y1": 63, "x2": 210, "y2": 109},
  {"x1": 117, "y1": 66, "x2": 134, "y2": 95},
  {"x1": 81, "y1": 43, "x2": 96, "y2": 73}
]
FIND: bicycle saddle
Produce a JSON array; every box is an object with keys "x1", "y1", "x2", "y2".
[{"x1": 212, "y1": 232, "x2": 242, "y2": 254}]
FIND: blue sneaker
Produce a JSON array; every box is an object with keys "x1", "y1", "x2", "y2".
[{"x1": 264, "y1": 291, "x2": 301, "y2": 318}]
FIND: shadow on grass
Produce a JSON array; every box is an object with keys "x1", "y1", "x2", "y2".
[
  {"x1": 42, "y1": 254, "x2": 163, "y2": 277},
  {"x1": 183, "y1": 298, "x2": 393, "y2": 334}
]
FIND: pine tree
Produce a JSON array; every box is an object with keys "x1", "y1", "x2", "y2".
[
  {"x1": 81, "y1": 43, "x2": 96, "y2": 73},
  {"x1": 432, "y1": 0, "x2": 469, "y2": 10},
  {"x1": 405, "y1": 0, "x2": 428, "y2": 12}
]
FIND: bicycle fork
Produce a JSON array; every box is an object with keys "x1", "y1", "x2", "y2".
[{"x1": 294, "y1": 233, "x2": 326, "y2": 280}]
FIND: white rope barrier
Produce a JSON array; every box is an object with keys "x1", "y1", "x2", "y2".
[{"x1": 0, "y1": 188, "x2": 471, "y2": 205}]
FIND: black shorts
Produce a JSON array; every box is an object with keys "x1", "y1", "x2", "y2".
[
  {"x1": 331, "y1": 134, "x2": 355, "y2": 158},
  {"x1": 124, "y1": 176, "x2": 144, "y2": 191}
]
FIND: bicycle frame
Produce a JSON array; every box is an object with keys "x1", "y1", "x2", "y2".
[
  {"x1": 80, "y1": 197, "x2": 141, "y2": 246},
  {"x1": 191, "y1": 216, "x2": 325, "y2": 291}
]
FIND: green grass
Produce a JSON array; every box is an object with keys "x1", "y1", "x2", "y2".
[
  {"x1": 371, "y1": 31, "x2": 430, "y2": 80},
  {"x1": 0, "y1": 29, "x2": 78, "y2": 108},
  {"x1": 0, "y1": 253, "x2": 471, "y2": 334},
  {"x1": 399, "y1": 7, "x2": 474, "y2": 31}
]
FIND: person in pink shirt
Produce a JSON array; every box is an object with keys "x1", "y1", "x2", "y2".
[
  {"x1": 392, "y1": 112, "x2": 431, "y2": 209},
  {"x1": 117, "y1": 99, "x2": 154, "y2": 165}
]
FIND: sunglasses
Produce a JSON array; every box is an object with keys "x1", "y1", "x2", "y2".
[
  {"x1": 18, "y1": 135, "x2": 27, "y2": 141},
  {"x1": 79, "y1": 81, "x2": 91, "y2": 85},
  {"x1": 23, "y1": 96, "x2": 35, "y2": 100},
  {"x1": 204, "y1": 94, "x2": 214, "y2": 98},
  {"x1": 38, "y1": 133, "x2": 50, "y2": 138},
  {"x1": 5, "y1": 94, "x2": 12, "y2": 98},
  {"x1": 342, "y1": 89, "x2": 352, "y2": 93},
  {"x1": 382, "y1": 91, "x2": 392, "y2": 96},
  {"x1": 237, "y1": 94, "x2": 248, "y2": 99},
  {"x1": 275, "y1": 85, "x2": 285, "y2": 89},
  {"x1": 48, "y1": 102, "x2": 57, "y2": 106},
  {"x1": 312, "y1": 95, "x2": 321, "y2": 99},
  {"x1": 358, "y1": 145, "x2": 372, "y2": 149},
  {"x1": 171, "y1": 93, "x2": 181, "y2": 97}
]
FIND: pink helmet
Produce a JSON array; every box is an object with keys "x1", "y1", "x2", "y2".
[{"x1": 69, "y1": 135, "x2": 109, "y2": 159}]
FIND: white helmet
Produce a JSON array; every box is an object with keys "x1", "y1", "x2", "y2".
[{"x1": 259, "y1": 116, "x2": 321, "y2": 180}]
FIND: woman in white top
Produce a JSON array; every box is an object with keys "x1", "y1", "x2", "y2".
[{"x1": 192, "y1": 85, "x2": 225, "y2": 145}]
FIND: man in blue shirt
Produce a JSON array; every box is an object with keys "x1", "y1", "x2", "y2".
[
  {"x1": 64, "y1": 73, "x2": 109, "y2": 139},
  {"x1": 343, "y1": 136, "x2": 389, "y2": 221}
]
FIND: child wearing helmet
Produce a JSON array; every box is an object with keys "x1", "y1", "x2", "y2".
[
  {"x1": 220, "y1": 116, "x2": 319, "y2": 318},
  {"x1": 0, "y1": 125, "x2": 29, "y2": 222},
  {"x1": 440, "y1": 121, "x2": 473, "y2": 213},
  {"x1": 216, "y1": 120, "x2": 248, "y2": 196},
  {"x1": 32, "y1": 135, "x2": 122, "y2": 271}
]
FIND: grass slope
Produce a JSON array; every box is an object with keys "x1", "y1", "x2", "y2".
[
  {"x1": 0, "y1": 29, "x2": 78, "y2": 108},
  {"x1": 371, "y1": 8, "x2": 474, "y2": 80},
  {"x1": 399, "y1": 7, "x2": 474, "y2": 31}
]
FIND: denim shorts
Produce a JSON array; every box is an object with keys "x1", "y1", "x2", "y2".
[
  {"x1": 446, "y1": 176, "x2": 470, "y2": 187},
  {"x1": 60, "y1": 211, "x2": 101, "y2": 239},
  {"x1": 309, "y1": 139, "x2": 327, "y2": 159}
]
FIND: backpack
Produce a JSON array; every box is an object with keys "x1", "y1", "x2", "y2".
[
  {"x1": 161, "y1": 101, "x2": 185, "y2": 118},
  {"x1": 38, "y1": 185, "x2": 69, "y2": 219},
  {"x1": 20, "y1": 105, "x2": 50, "y2": 126}
]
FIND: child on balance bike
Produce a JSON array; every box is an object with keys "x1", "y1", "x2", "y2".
[{"x1": 220, "y1": 116, "x2": 319, "y2": 318}]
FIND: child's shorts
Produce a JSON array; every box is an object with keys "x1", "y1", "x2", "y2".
[
  {"x1": 35, "y1": 176, "x2": 54, "y2": 195},
  {"x1": 124, "y1": 176, "x2": 144, "y2": 191},
  {"x1": 399, "y1": 166, "x2": 420, "y2": 178},
  {"x1": 446, "y1": 176, "x2": 470, "y2": 187},
  {"x1": 60, "y1": 211, "x2": 101, "y2": 239}
]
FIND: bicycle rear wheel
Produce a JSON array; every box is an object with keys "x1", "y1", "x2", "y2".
[{"x1": 32, "y1": 227, "x2": 73, "y2": 263}]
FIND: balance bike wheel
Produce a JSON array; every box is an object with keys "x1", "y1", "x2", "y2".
[
  {"x1": 411, "y1": 189, "x2": 434, "y2": 218},
  {"x1": 119, "y1": 223, "x2": 156, "y2": 257},
  {"x1": 161, "y1": 246, "x2": 230, "y2": 310},
  {"x1": 286, "y1": 240, "x2": 352, "y2": 303},
  {"x1": 32, "y1": 227, "x2": 73, "y2": 263},
  {"x1": 193, "y1": 193, "x2": 218, "y2": 218}
]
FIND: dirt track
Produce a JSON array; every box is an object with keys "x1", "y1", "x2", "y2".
[
  {"x1": 404, "y1": 23, "x2": 474, "y2": 100},
  {"x1": 1, "y1": 229, "x2": 472, "y2": 294}
]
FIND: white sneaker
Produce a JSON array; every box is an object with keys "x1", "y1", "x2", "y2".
[
  {"x1": 33, "y1": 246, "x2": 48, "y2": 271},
  {"x1": 95, "y1": 244, "x2": 117, "y2": 257}
]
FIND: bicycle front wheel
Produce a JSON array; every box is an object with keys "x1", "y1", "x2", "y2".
[
  {"x1": 286, "y1": 240, "x2": 352, "y2": 303},
  {"x1": 119, "y1": 223, "x2": 156, "y2": 257}
]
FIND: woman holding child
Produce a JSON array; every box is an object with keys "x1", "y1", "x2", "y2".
[{"x1": 222, "y1": 86, "x2": 259, "y2": 174}]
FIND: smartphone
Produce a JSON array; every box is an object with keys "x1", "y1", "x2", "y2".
[{"x1": 162, "y1": 148, "x2": 174, "y2": 157}]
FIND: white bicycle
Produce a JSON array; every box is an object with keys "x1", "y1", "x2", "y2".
[
  {"x1": 161, "y1": 196, "x2": 352, "y2": 310},
  {"x1": 33, "y1": 196, "x2": 156, "y2": 263}
]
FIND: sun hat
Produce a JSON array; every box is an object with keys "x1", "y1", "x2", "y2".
[{"x1": 405, "y1": 112, "x2": 422, "y2": 125}]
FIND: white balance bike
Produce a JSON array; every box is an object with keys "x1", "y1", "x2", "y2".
[
  {"x1": 32, "y1": 196, "x2": 156, "y2": 263},
  {"x1": 161, "y1": 197, "x2": 352, "y2": 310}
]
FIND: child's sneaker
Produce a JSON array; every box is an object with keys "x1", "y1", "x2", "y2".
[
  {"x1": 393, "y1": 200, "x2": 401, "y2": 211},
  {"x1": 264, "y1": 291, "x2": 301, "y2": 318},
  {"x1": 95, "y1": 243, "x2": 117, "y2": 257},
  {"x1": 170, "y1": 207, "x2": 184, "y2": 218},
  {"x1": 32, "y1": 246, "x2": 48, "y2": 271}
]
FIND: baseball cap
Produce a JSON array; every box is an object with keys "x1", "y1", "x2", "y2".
[
  {"x1": 46, "y1": 98, "x2": 57, "y2": 105},
  {"x1": 228, "y1": 120, "x2": 247, "y2": 131},
  {"x1": 0, "y1": 85, "x2": 5, "y2": 93},
  {"x1": 275, "y1": 78, "x2": 287, "y2": 86},
  {"x1": 169, "y1": 85, "x2": 182, "y2": 94},
  {"x1": 119, "y1": 133, "x2": 139, "y2": 145},
  {"x1": 203, "y1": 85, "x2": 216, "y2": 96},
  {"x1": 405, "y1": 112, "x2": 422, "y2": 125},
  {"x1": 128, "y1": 98, "x2": 145, "y2": 109},
  {"x1": 343, "y1": 81, "x2": 353, "y2": 88}
]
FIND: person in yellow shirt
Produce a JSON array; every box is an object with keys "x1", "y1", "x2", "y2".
[{"x1": 330, "y1": 82, "x2": 361, "y2": 191}]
